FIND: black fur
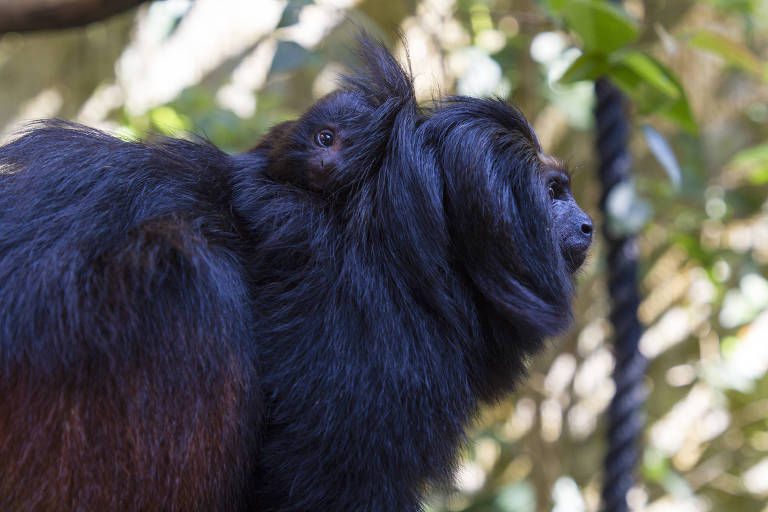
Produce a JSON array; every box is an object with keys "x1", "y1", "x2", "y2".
[{"x1": 0, "y1": 39, "x2": 591, "y2": 510}]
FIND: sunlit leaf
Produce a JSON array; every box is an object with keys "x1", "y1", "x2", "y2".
[
  {"x1": 561, "y1": 0, "x2": 638, "y2": 54},
  {"x1": 643, "y1": 448, "x2": 671, "y2": 482},
  {"x1": 606, "y1": 63, "x2": 672, "y2": 115},
  {"x1": 726, "y1": 143, "x2": 768, "y2": 184},
  {"x1": 687, "y1": 30, "x2": 767, "y2": 80},
  {"x1": 658, "y1": 96, "x2": 697, "y2": 134},
  {"x1": 558, "y1": 53, "x2": 608, "y2": 83},
  {"x1": 748, "y1": 168, "x2": 768, "y2": 184},
  {"x1": 699, "y1": 0, "x2": 756, "y2": 13},
  {"x1": 607, "y1": 53, "x2": 698, "y2": 133},
  {"x1": 618, "y1": 51, "x2": 680, "y2": 99},
  {"x1": 544, "y1": 0, "x2": 567, "y2": 14},
  {"x1": 557, "y1": 47, "x2": 697, "y2": 133},
  {"x1": 728, "y1": 143, "x2": 768, "y2": 163},
  {"x1": 150, "y1": 106, "x2": 191, "y2": 135}
]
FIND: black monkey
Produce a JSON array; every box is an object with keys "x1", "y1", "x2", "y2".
[{"x1": 0, "y1": 39, "x2": 591, "y2": 511}]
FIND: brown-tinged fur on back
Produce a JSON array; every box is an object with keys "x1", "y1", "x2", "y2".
[{"x1": 0, "y1": 218, "x2": 259, "y2": 511}]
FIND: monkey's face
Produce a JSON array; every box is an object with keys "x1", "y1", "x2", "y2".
[{"x1": 540, "y1": 159, "x2": 593, "y2": 274}]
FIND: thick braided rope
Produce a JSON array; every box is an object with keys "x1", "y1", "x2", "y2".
[{"x1": 594, "y1": 77, "x2": 647, "y2": 512}]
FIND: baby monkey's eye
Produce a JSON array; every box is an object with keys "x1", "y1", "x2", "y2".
[{"x1": 315, "y1": 129, "x2": 334, "y2": 148}]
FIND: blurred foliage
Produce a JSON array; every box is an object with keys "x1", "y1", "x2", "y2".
[{"x1": 1, "y1": 0, "x2": 768, "y2": 511}]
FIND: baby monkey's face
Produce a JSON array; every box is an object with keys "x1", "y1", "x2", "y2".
[
  {"x1": 258, "y1": 90, "x2": 376, "y2": 192},
  {"x1": 300, "y1": 122, "x2": 343, "y2": 190}
]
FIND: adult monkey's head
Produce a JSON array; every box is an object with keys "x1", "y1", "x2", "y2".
[{"x1": 422, "y1": 97, "x2": 593, "y2": 341}]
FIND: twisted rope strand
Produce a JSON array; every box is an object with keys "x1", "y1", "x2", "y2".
[{"x1": 594, "y1": 77, "x2": 647, "y2": 512}]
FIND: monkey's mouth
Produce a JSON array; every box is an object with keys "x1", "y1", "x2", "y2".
[
  {"x1": 563, "y1": 238, "x2": 591, "y2": 274},
  {"x1": 566, "y1": 250, "x2": 588, "y2": 274}
]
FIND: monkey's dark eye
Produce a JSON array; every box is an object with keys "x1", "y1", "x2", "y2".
[
  {"x1": 315, "y1": 130, "x2": 334, "y2": 148},
  {"x1": 548, "y1": 181, "x2": 563, "y2": 201}
]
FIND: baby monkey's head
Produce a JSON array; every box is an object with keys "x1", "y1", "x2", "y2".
[{"x1": 257, "y1": 90, "x2": 387, "y2": 193}]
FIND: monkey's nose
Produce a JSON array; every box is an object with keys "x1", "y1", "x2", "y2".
[{"x1": 581, "y1": 219, "x2": 593, "y2": 237}]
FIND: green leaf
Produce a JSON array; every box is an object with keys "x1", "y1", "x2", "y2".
[
  {"x1": 726, "y1": 143, "x2": 768, "y2": 184},
  {"x1": 561, "y1": 0, "x2": 638, "y2": 54},
  {"x1": 606, "y1": 64, "x2": 670, "y2": 112},
  {"x1": 544, "y1": 0, "x2": 567, "y2": 14},
  {"x1": 749, "y1": 168, "x2": 768, "y2": 185},
  {"x1": 149, "y1": 106, "x2": 191, "y2": 135},
  {"x1": 658, "y1": 94, "x2": 697, "y2": 134},
  {"x1": 688, "y1": 30, "x2": 767, "y2": 80},
  {"x1": 606, "y1": 52, "x2": 697, "y2": 133},
  {"x1": 618, "y1": 51, "x2": 680, "y2": 99},
  {"x1": 642, "y1": 448, "x2": 670, "y2": 483},
  {"x1": 699, "y1": 0, "x2": 754, "y2": 12},
  {"x1": 647, "y1": 58, "x2": 697, "y2": 133},
  {"x1": 558, "y1": 53, "x2": 609, "y2": 83},
  {"x1": 732, "y1": 143, "x2": 768, "y2": 162}
]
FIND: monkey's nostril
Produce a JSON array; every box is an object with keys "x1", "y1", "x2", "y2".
[{"x1": 581, "y1": 221, "x2": 593, "y2": 236}]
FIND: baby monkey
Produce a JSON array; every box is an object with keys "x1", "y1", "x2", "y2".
[{"x1": 255, "y1": 90, "x2": 383, "y2": 193}]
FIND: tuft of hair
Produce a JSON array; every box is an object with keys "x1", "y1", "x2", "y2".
[{"x1": 340, "y1": 35, "x2": 415, "y2": 107}]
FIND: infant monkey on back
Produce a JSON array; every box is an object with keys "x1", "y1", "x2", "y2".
[{"x1": 0, "y1": 37, "x2": 592, "y2": 511}]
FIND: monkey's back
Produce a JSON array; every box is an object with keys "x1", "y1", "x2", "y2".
[{"x1": 0, "y1": 121, "x2": 260, "y2": 511}]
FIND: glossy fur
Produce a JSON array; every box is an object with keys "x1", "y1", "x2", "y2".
[{"x1": 0, "y1": 39, "x2": 591, "y2": 510}]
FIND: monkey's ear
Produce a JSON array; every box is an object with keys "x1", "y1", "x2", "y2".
[{"x1": 341, "y1": 35, "x2": 416, "y2": 107}]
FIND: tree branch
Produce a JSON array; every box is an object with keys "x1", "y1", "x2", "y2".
[{"x1": 0, "y1": 0, "x2": 149, "y2": 33}]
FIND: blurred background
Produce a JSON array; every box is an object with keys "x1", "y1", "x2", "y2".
[{"x1": 1, "y1": 0, "x2": 767, "y2": 510}]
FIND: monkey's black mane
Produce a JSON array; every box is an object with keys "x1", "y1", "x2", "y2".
[
  {"x1": 0, "y1": 38, "x2": 579, "y2": 511},
  {"x1": 230, "y1": 41, "x2": 574, "y2": 508}
]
